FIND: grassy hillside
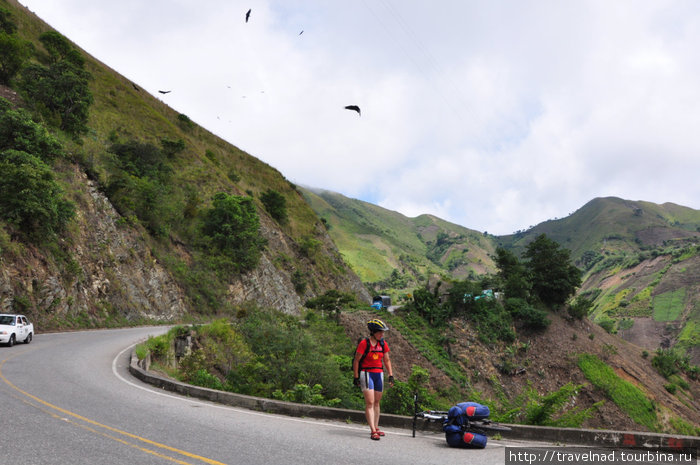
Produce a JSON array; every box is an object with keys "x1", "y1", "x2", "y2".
[
  {"x1": 302, "y1": 187, "x2": 497, "y2": 289},
  {"x1": 305, "y1": 191, "x2": 700, "y2": 364},
  {"x1": 498, "y1": 197, "x2": 700, "y2": 262},
  {"x1": 0, "y1": 0, "x2": 368, "y2": 328},
  {"x1": 495, "y1": 197, "x2": 700, "y2": 363}
]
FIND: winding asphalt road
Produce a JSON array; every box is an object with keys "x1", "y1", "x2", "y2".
[{"x1": 0, "y1": 327, "x2": 532, "y2": 465}]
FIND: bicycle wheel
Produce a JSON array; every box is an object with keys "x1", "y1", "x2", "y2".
[{"x1": 470, "y1": 421, "x2": 512, "y2": 433}]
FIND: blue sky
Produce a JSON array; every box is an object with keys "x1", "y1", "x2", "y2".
[{"x1": 18, "y1": 0, "x2": 700, "y2": 235}]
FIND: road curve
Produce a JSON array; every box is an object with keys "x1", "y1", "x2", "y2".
[{"x1": 0, "y1": 327, "x2": 523, "y2": 465}]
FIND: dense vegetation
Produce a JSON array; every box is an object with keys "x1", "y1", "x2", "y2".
[
  {"x1": 138, "y1": 234, "x2": 609, "y2": 428},
  {"x1": 0, "y1": 12, "x2": 81, "y2": 244},
  {"x1": 0, "y1": 2, "x2": 338, "y2": 323},
  {"x1": 135, "y1": 227, "x2": 698, "y2": 432},
  {"x1": 18, "y1": 31, "x2": 93, "y2": 135},
  {"x1": 403, "y1": 234, "x2": 581, "y2": 344},
  {"x1": 140, "y1": 310, "x2": 365, "y2": 410},
  {"x1": 140, "y1": 304, "x2": 603, "y2": 428}
]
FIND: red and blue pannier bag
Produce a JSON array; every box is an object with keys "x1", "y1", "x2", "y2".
[{"x1": 443, "y1": 402, "x2": 490, "y2": 449}]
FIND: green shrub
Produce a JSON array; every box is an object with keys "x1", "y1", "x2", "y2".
[
  {"x1": 201, "y1": 192, "x2": 266, "y2": 272},
  {"x1": 160, "y1": 138, "x2": 185, "y2": 157},
  {"x1": 490, "y1": 382, "x2": 600, "y2": 427},
  {"x1": 525, "y1": 383, "x2": 595, "y2": 426},
  {"x1": 0, "y1": 31, "x2": 33, "y2": 84},
  {"x1": 272, "y1": 383, "x2": 340, "y2": 407},
  {"x1": 260, "y1": 189, "x2": 287, "y2": 223},
  {"x1": 134, "y1": 343, "x2": 149, "y2": 361},
  {"x1": 292, "y1": 270, "x2": 307, "y2": 294},
  {"x1": 191, "y1": 369, "x2": 223, "y2": 390},
  {"x1": 598, "y1": 318, "x2": 616, "y2": 334},
  {"x1": 298, "y1": 236, "x2": 320, "y2": 259},
  {"x1": 470, "y1": 299, "x2": 515, "y2": 343},
  {"x1": 651, "y1": 348, "x2": 686, "y2": 379},
  {"x1": 668, "y1": 417, "x2": 700, "y2": 437},
  {"x1": 18, "y1": 32, "x2": 93, "y2": 135},
  {"x1": 228, "y1": 307, "x2": 359, "y2": 408},
  {"x1": 0, "y1": 9, "x2": 34, "y2": 84},
  {"x1": 176, "y1": 113, "x2": 194, "y2": 130},
  {"x1": 109, "y1": 140, "x2": 172, "y2": 180},
  {"x1": 505, "y1": 298, "x2": 551, "y2": 330},
  {"x1": 0, "y1": 150, "x2": 75, "y2": 240},
  {"x1": 145, "y1": 334, "x2": 170, "y2": 358},
  {"x1": 578, "y1": 353, "x2": 657, "y2": 430},
  {"x1": 568, "y1": 297, "x2": 593, "y2": 320},
  {"x1": 0, "y1": 7, "x2": 17, "y2": 34},
  {"x1": 305, "y1": 289, "x2": 358, "y2": 312},
  {"x1": 382, "y1": 365, "x2": 435, "y2": 416},
  {"x1": 106, "y1": 171, "x2": 171, "y2": 236},
  {"x1": 194, "y1": 319, "x2": 252, "y2": 374},
  {"x1": 12, "y1": 294, "x2": 30, "y2": 311},
  {"x1": 0, "y1": 98, "x2": 63, "y2": 159}
]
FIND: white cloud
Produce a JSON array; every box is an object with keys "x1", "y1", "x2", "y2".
[{"x1": 18, "y1": 0, "x2": 700, "y2": 235}]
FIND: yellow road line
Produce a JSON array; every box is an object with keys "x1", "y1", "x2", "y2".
[{"x1": 0, "y1": 353, "x2": 227, "y2": 465}]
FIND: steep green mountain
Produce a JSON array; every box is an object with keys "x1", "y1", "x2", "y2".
[
  {"x1": 497, "y1": 197, "x2": 700, "y2": 363},
  {"x1": 0, "y1": 0, "x2": 369, "y2": 330},
  {"x1": 498, "y1": 197, "x2": 700, "y2": 263},
  {"x1": 305, "y1": 192, "x2": 700, "y2": 363},
  {"x1": 301, "y1": 187, "x2": 497, "y2": 289}
]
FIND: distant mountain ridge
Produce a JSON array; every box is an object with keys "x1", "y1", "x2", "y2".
[
  {"x1": 500, "y1": 196, "x2": 700, "y2": 262},
  {"x1": 301, "y1": 187, "x2": 497, "y2": 286},
  {"x1": 303, "y1": 189, "x2": 700, "y2": 363}
]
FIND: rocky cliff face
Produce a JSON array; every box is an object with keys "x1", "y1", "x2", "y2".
[
  {"x1": 1, "y1": 167, "x2": 188, "y2": 325},
  {"x1": 0, "y1": 166, "x2": 370, "y2": 328}
]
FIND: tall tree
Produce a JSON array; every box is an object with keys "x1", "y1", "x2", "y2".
[
  {"x1": 494, "y1": 247, "x2": 531, "y2": 299},
  {"x1": 523, "y1": 234, "x2": 581, "y2": 308}
]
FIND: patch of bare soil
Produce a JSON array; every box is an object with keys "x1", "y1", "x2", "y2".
[
  {"x1": 617, "y1": 318, "x2": 674, "y2": 352},
  {"x1": 595, "y1": 256, "x2": 668, "y2": 293},
  {"x1": 636, "y1": 227, "x2": 700, "y2": 247},
  {"x1": 580, "y1": 254, "x2": 700, "y2": 365},
  {"x1": 0, "y1": 84, "x2": 23, "y2": 107}
]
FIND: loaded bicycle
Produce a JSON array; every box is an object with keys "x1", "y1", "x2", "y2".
[{"x1": 412, "y1": 394, "x2": 511, "y2": 448}]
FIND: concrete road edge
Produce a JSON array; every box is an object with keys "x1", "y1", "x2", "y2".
[{"x1": 129, "y1": 351, "x2": 698, "y2": 451}]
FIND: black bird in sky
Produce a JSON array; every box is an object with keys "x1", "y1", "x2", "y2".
[
  {"x1": 158, "y1": 90, "x2": 171, "y2": 94},
  {"x1": 245, "y1": 9, "x2": 251, "y2": 23},
  {"x1": 344, "y1": 105, "x2": 361, "y2": 116}
]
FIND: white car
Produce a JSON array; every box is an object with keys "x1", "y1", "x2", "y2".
[{"x1": 0, "y1": 314, "x2": 34, "y2": 347}]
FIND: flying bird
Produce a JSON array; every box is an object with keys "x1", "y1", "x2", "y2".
[
  {"x1": 158, "y1": 90, "x2": 171, "y2": 94},
  {"x1": 245, "y1": 9, "x2": 251, "y2": 22},
  {"x1": 344, "y1": 105, "x2": 361, "y2": 116}
]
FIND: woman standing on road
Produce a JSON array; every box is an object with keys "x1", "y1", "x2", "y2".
[{"x1": 353, "y1": 318, "x2": 394, "y2": 440}]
